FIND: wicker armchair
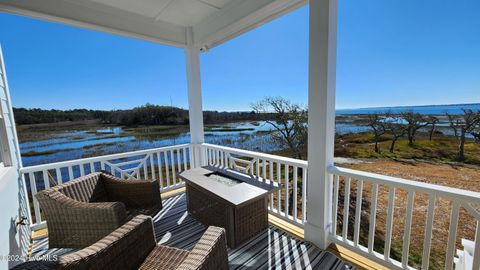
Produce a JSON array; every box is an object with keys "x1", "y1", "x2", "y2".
[
  {"x1": 13, "y1": 215, "x2": 229, "y2": 270},
  {"x1": 36, "y1": 172, "x2": 162, "y2": 248}
]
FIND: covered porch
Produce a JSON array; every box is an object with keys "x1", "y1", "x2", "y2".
[
  {"x1": 29, "y1": 190, "x2": 353, "y2": 269},
  {"x1": 0, "y1": 0, "x2": 479, "y2": 269},
  {"x1": 18, "y1": 142, "x2": 480, "y2": 270}
]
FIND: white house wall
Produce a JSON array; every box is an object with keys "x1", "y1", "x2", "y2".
[{"x1": 0, "y1": 47, "x2": 30, "y2": 269}]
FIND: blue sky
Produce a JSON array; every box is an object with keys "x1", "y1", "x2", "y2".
[{"x1": 0, "y1": 0, "x2": 479, "y2": 111}]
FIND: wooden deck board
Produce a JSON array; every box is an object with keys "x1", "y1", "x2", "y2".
[
  {"x1": 31, "y1": 192, "x2": 354, "y2": 269},
  {"x1": 327, "y1": 244, "x2": 389, "y2": 270}
]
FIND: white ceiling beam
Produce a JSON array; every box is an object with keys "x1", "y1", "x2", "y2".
[
  {"x1": 154, "y1": 0, "x2": 175, "y2": 22},
  {"x1": 193, "y1": 0, "x2": 306, "y2": 49},
  {"x1": 0, "y1": 0, "x2": 187, "y2": 47}
]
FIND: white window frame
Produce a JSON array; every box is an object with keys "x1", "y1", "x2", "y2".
[
  {"x1": 0, "y1": 106, "x2": 11, "y2": 168},
  {"x1": 0, "y1": 46, "x2": 16, "y2": 170}
]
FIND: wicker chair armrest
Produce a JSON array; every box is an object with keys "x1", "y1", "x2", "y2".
[
  {"x1": 101, "y1": 173, "x2": 161, "y2": 208},
  {"x1": 36, "y1": 191, "x2": 127, "y2": 248},
  {"x1": 177, "y1": 226, "x2": 229, "y2": 270},
  {"x1": 57, "y1": 215, "x2": 156, "y2": 270}
]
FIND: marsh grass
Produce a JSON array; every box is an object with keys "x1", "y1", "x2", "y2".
[
  {"x1": 21, "y1": 149, "x2": 64, "y2": 157},
  {"x1": 335, "y1": 132, "x2": 480, "y2": 165},
  {"x1": 205, "y1": 127, "x2": 255, "y2": 132}
]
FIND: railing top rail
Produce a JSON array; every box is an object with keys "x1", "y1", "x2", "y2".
[
  {"x1": 329, "y1": 165, "x2": 480, "y2": 204},
  {"x1": 200, "y1": 143, "x2": 308, "y2": 167},
  {"x1": 19, "y1": 144, "x2": 190, "y2": 173}
]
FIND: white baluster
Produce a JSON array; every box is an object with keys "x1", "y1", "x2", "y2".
[
  {"x1": 368, "y1": 183, "x2": 378, "y2": 253},
  {"x1": 293, "y1": 166, "x2": 298, "y2": 222},
  {"x1": 353, "y1": 179, "x2": 363, "y2": 246},
  {"x1": 402, "y1": 192, "x2": 415, "y2": 268},
  {"x1": 384, "y1": 187, "x2": 396, "y2": 259},
  {"x1": 445, "y1": 201, "x2": 460, "y2": 270},
  {"x1": 342, "y1": 177, "x2": 351, "y2": 240},
  {"x1": 421, "y1": 194, "x2": 436, "y2": 270},
  {"x1": 285, "y1": 164, "x2": 290, "y2": 218},
  {"x1": 332, "y1": 175, "x2": 339, "y2": 235},
  {"x1": 164, "y1": 151, "x2": 170, "y2": 187}
]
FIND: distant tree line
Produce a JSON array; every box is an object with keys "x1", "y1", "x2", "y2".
[
  {"x1": 13, "y1": 108, "x2": 108, "y2": 124},
  {"x1": 367, "y1": 109, "x2": 480, "y2": 161},
  {"x1": 13, "y1": 104, "x2": 275, "y2": 126}
]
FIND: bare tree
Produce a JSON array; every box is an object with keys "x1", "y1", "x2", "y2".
[
  {"x1": 384, "y1": 113, "x2": 408, "y2": 153},
  {"x1": 446, "y1": 109, "x2": 480, "y2": 161},
  {"x1": 471, "y1": 121, "x2": 480, "y2": 142},
  {"x1": 427, "y1": 116, "x2": 439, "y2": 141},
  {"x1": 251, "y1": 97, "x2": 307, "y2": 159},
  {"x1": 366, "y1": 114, "x2": 386, "y2": 153},
  {"x1": 472, "y1": 131, "x2": 480, "y2": 142},
  {"x1": 401, "y1": 111, "x2": 429, "y2": 146}
]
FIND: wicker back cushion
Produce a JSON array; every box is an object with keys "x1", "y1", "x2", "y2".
[
  {"x1": 59, "y1": 215, "x2": 156, "y2": 270},
  {"x1": 57, "y1": 172, "x2": 107, "y2": 203}
]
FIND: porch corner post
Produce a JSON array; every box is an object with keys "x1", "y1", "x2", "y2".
[
  {"x1": 304, "y1": 0, "x2": 338, "y2": 249},
  {"x1": 185, "y1": 27, "x2": 205, "y2": 167}
]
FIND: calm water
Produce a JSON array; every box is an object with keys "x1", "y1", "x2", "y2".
[
  {"x1": 337, "y1": 103, "x2": 480, "y2": 115},
  {"x1": 20, "y1": 120, "x2": 366, "y2": 166}
]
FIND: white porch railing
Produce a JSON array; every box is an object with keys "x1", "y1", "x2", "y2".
[
  {"x1": 18, "y1": 142, "x2": 480, "y2": 269},
  {"x1": 328, "y1": 165, "x2": 480, "y2": 270},
  {"x1": 20, "y1": 144, "x2": 192, "y2": 229}
]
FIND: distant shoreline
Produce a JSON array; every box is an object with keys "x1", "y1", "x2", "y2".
[
  {"x1": 336, "y1": 103, "x2": 480, "y2": 115},
  {"x1": 13, "y1": 103, "x2": 480, "y2": 126},
  {"x1": 15, "y1": 102, "x2": 480, "y2": 114},
  {"x1": 337, "y1": 102, "x2": 480, "y2": 111}
]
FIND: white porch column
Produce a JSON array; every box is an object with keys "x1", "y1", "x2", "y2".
[
  {"x1": 304, "y1": 0, "x2": 338, "y2": 249},
  {"x1": 185, "y1": 27, "x2": 205, "y2": 167}
]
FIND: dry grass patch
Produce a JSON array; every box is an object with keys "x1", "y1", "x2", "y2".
[{"x1": 340, "y1": 159, "x2": 480, "y2": 269}]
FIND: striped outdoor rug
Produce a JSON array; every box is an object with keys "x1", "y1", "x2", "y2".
[{"x1": 31, "y1": 192, "x2": 353, "y2": 269}]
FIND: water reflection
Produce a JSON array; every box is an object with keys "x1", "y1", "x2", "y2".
[{"x1": 20, "y1": 120, "x2": 370, "y2": 166}]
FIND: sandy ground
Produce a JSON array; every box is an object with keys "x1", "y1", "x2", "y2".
[
  {"x1": 338, "y1": 159, "x2": 480, "y2": 269},
  {"x1": 334, "y1": 157, "x2": 367, "y2": 164}
]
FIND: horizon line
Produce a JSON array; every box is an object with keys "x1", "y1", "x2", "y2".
[
  {"x1": 336, "y1": 102, "x2": 480, "y2": 111},
  {"x1": 13, "y1": 102, "x2": 480, "y2": 112}
]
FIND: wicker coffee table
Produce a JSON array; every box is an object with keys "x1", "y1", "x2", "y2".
[{"x1": 179, "y1": 166, "x2": 280, "y2": 248}]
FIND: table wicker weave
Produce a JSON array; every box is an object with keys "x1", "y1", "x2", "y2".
[{"x1": 180, "y1": 166, "x2": 279, "y2": 248}]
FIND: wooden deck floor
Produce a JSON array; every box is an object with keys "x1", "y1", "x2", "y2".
[{"x1": 31, "y1": 192, "x2": 354, "y2": 269}]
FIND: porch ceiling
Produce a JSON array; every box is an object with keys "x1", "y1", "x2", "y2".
[{"x1": 0, "y1": 0, "x2": 306, "y2": 49}]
